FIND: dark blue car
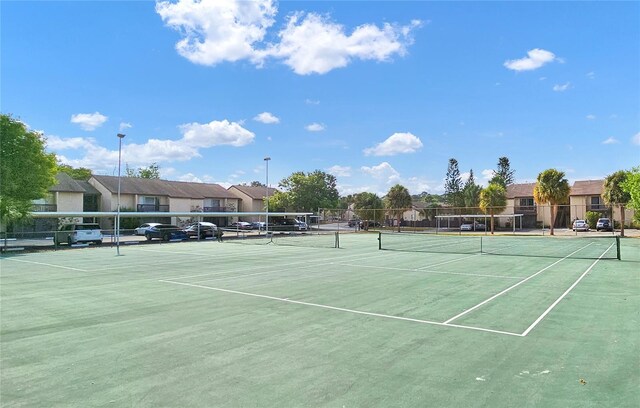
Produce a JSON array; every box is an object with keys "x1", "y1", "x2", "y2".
[{"x1": 144, "y1": 224, "x2": 189, "y2": 241}]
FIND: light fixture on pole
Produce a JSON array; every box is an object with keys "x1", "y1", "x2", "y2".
[
  {"x1": 264, "y1": 156, "x2": 271, "y2": 235},
  {"x1": 116, "y1": 133, "x2": 125, "y2": 256}
]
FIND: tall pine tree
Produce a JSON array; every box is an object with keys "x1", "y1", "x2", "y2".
[
  {"x1": 444, "y1": 158, "x2": 463, "y2": 208},
  {"x1": 490, "y1": 157, "x2": 515, "y2": 188}
]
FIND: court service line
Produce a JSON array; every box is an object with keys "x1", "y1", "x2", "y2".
[
  {"x1": 158, "y1": 245, "x2": 402, "y2": 282},
  {"x1": 335, "y1": 262, "x2": 521, "y2": 280},
  {"x1": 1, "y1": 257, "x2": 88, "y2": 272},
  {"x1": 442, "y1": 242, "x2": 595, "y2": 325},
  {"x1": 520, "y1": 242, "x2": 615, "y2": 336},
  {"x1": 159, "y1": 279, "x2": 523, "y2": 337}
]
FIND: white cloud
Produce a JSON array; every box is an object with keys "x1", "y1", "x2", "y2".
[
  {"x1": 504, "y1": 48, "x2": 557, "y2": 72},
  {"x1": 327, "y1": 165, "x2": 351, "y2": 177},
  {"x1": 177, "y1": 173, "x2": 203, "y2": 183},
  {"x1": 305, "y1": 99, "x2": 320, "y2": 105},
  {"x1": 46, "y1": 135, "x2": 96, "y2": 150},
  {"x1": 70, "y1": 112, "x2": 108, "y2": 131},
  {"x1": 119, "y1": 122, "x2": 132, "y2": 131},
  {"x1": 632, "y1": 132, "x2": 640, "y2": 145},
  {"x1": 263, "y1": 13, "x2": 422, "y2": 75},
  {"x1": 481, "y1": 169, "x2": 494, "y2": 180},
  {"x1": 553, "y1": 82, "x2": 571, "y2": 92},
  {"x1": 253, "y1": 112, "x2": 280, "y2": 124},
  {"x1": 586, "y1": 114, "x2": 596, "y2": 120},
  {"x1": 586, "y1": 71, "x2": 595, "y2": 79},
  {"x1": 602, "y1": 137, "x2": 619, "y2": 145},
  {"x1": 179, "y1": 119, "x2": 255, "y2": 147},
  {"x1": 361, "y1": 162, "x2": 400, "y2": 183},
  {"x1": 49, "y1": 118, "x2": 254, "y2": 172},
  {"x1": 157, "y1": 0, "x2": 421, "y2": 75},
  {"x1": 305, "y1": 122, "x2": 325, "y2": 132},
  {"x1": 156, "y1": 0, "x2": 277, "y2": 66},
  {"x1": 363, "y1": 132, "x2": 423, "y2": 156}
]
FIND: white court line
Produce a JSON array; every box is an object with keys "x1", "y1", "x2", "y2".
[
  {"x1": 442, "y1": 242, "x2": 595, "y2": 325},
  {"x1": 520, "y1": 242, "x2": 615, "y2": 336},
  {"x1": 159, "y1": 279, "x2": 523, "y2": 337},
  {"x1": 335, "y1": 262, "x2": 521, "y2": 280},
  {"x1": 416, "y1": 254, "x2": 481, "y2": 270},
  {"x1": 1, "y1": 257, "x2": 88, "y2": 272}
]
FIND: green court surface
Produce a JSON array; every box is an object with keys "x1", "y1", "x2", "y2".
[{"x1": 1, "y1": 233, "x2": 638, "y2": 407}]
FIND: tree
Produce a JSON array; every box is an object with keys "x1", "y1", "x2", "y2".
[
  {"x1": 621, "y1": 167, "x2": 640, "y2": 224},
  {"x1": 267, "y1": 170, "x2": 340, "y2": 212},
  {"x1": 56, "y1": 163, "x2": 92, "y2": 181},
  {"x1": 489, "y1": 157, "x2": 515, "y2": 188},
  {"x1": 0, "y1": 114, "x2": 57, "y2": 227},
  {"x1": 444, "y1": 158, "x2": 463, "y2": 208},
  {"x1": 479, "y1": 183, "x2": 507, "y2": 234},
  {"x1": 384, "y1": 184, "x2": 412, "y2": 232},
  {"x1": 603, "y1": 170, "x2": 631, "y2": 237},
  {"x1": 352, "y1": 192, "x2": 384, "y2": 224},
  {"x1": 533, "y1": 169, "x2": 570, "y2": 236},
  {"x1": 462, "y1": 169, "x2": 482, "y2": 210},
  {"x1": 126, "y1": 162, "x2": 160, "y2": 179}
]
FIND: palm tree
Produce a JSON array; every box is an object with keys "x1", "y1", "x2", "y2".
[
  {"x1": 533, "y1": 169, "x2": 570, "y2": 236},
  {"x1": 384, "y1": 184, "x2": 412, "y2": 232},
  {"x1": 479, "y1": 183, "x2": 507, "y2": 234},
  {"x1": 603, "y1": 170, "x2": 631, "y2": 237}
]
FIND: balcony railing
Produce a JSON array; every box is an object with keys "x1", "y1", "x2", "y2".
[
  {"x1": 587, "y1": 204, "x2": 608, "y2": 212},
  {"x1": 203, "y1": 206, "x2": 228, "y2": 212},
  {"x1": 32, "y1": 204, "x2": 57, "y2": 212},
  {"x1": 514, "y1": 205, "x2": 537, "y2": 214},
  {"x1": 137, "y1": 204, "x2": 170, "y2": 212}
]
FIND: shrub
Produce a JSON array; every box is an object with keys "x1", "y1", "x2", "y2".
[{"x1": 585, "y1": 211, "x2": 600, "y2": 229}]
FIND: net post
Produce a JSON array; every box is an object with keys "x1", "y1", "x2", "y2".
[
  {"x1": 616, "y1": 236, "x2": 621, "y2": 260},
  {"x1": 335, "y1": 231, "x2": 339, "y2": 249},
  {"x1": 378, "y1": 232, "x2": 382, "y2": 250},
  {"x1": 480, "y1": 236, "x2": 483, "y2": 254}
]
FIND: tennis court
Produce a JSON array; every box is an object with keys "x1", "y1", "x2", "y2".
[{"x1": 1, "y1": 233, "x2": 638, "y2": 407}]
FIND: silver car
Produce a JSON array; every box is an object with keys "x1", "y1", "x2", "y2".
[
  {"x1": 134, "y1": 223, "x2": 162, "y2": 235},
  {"x1": 55, "y1": 223, "x2": 103, "y2": 245}
]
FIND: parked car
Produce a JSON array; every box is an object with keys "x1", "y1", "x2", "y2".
[
  {"x1": 348, "y1": 219, "x2": 360, "y2": 227},
  {"x1": 596, "y1": 218, "x2": 613, "y2": 232},
  {"x1": 55, "y1": 223, "x2": 103, "y2": 245},
  {"x1": 271, "y1": 218, "x2": 308, "y2": 231},
  {"x1": 359, "y1": 220, "x2": 381, "y2": 229},
  {"x1": 144, "y1": 224, "x2": 189, "y2": 241},
  {"x1": 231, "y1": 221, "x2": 252, "y2": 230},
  {"x1": 461, "y1": 221, "x2": 486, "y2": 231},
  {"x1": 572, "y1": 219, "x2": 590, "y2": 232},
  {"x1": 134, "y1": 222, "x2": 162, "y2": 235},
  {"x1": 184, "y1": 222, "x2": 218, "y2": 239},
  {"x1": 250, "y1": 221, "x2": 266, "y2": 230}
]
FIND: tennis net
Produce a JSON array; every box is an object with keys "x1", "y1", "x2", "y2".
[
  {"x1": 377, "y1": 232, "x2": 621, "y2": 260},
  {"x1": 227, "y1": 231, "x2": 340, "y2": 249}
]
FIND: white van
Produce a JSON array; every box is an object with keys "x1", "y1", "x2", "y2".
[{"x1": 55, "y1": 223, "x2": 103, "y2": 245}]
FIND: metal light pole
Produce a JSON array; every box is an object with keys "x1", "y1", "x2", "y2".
[
  {"x1": 264, "y1": 156, "x2": 271, "y2": 235},
  {"x1": 116, "y1": 133, "x2": 125, "y2": 256}
]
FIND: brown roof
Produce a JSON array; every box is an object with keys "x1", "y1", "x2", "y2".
[
  {"x1": 50, "y1": 173, "x2": 90, "y2": 193},
  {"x1": 571, "y1": 179, "x2": 604, "y2": 196},
  {"x1": 230, "y1": 185, "x2": 278, "y2": 199},
  {"x1": 506, "y1": 183, "x2": 535, "y2": 199},
  {"x1": 91, "y1": 175, "x2": 235, "y2": 199}
]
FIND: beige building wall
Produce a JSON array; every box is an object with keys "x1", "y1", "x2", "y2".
[
  {"x1": 55, "y1": 192, "x2": 84, "y2": 212},
  {"x1": 570, "y1": 196, "x2": 588, "y2": 220},
  {"x1": 89, "y1": 179, "x2": 113, "y2": 212},
  {"x1": 612, "y1": 206, "x2": 635, "y2": 227}
]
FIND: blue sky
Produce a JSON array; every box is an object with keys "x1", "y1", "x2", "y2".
[{"x1": 3, "y1": 0, "x2": 639, "y2": 196}]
